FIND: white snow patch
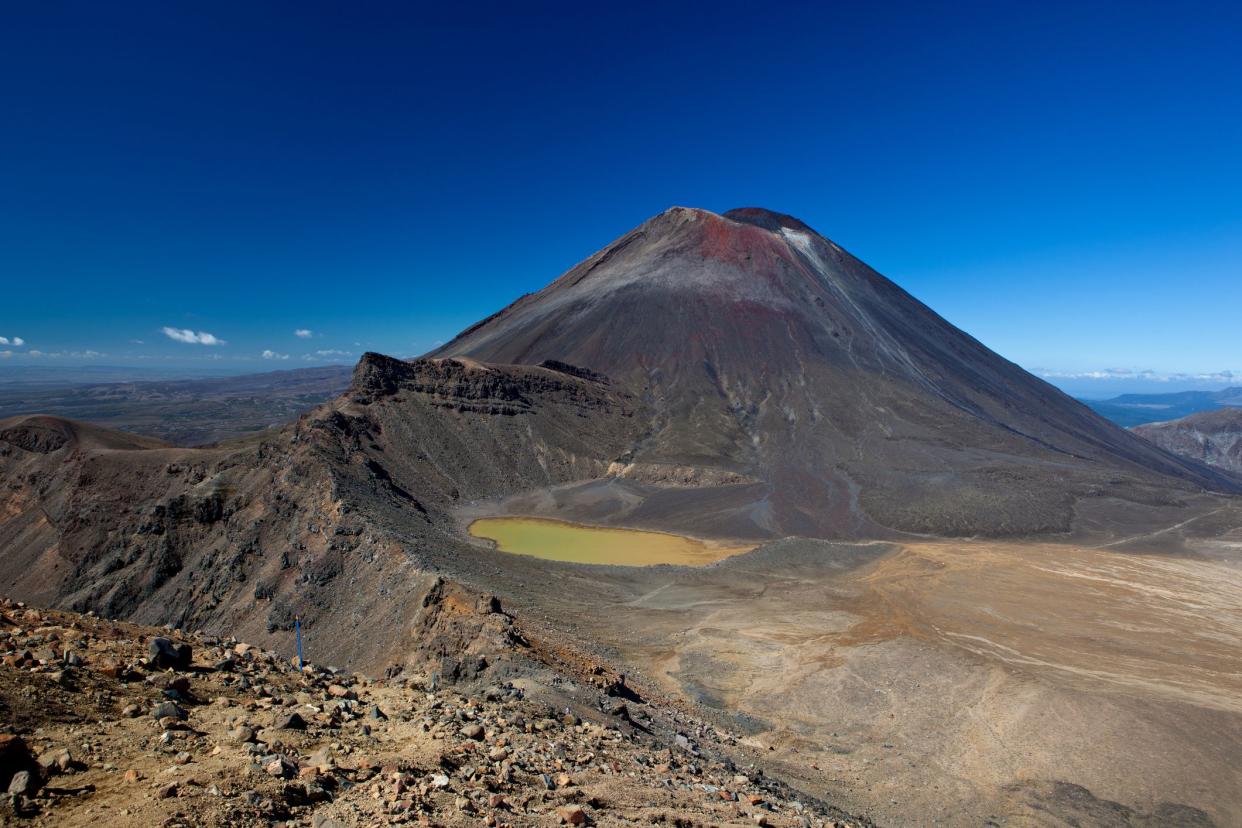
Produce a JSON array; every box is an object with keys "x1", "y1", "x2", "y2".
[
  {"x1": 780, "y1": 228, "x2": 814, "y2": 255},
  {"x1": 781, "y1": 228, "x2": 834, "y2": 276}
]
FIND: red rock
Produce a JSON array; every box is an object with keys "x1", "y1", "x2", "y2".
[
  {"x1": 557, "y1": 805, "x2": 588, "y2": 825},
  {"x1": 96, "y1": 660, "x2": 126, "y2": 678}
]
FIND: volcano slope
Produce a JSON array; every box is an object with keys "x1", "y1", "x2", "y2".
[
  {"x1": 3, "y1": 207, "x2": 1242, "y2": 825},
  {"x1": 434, "y1": 207, "x2": 1239, "y2": 538},
  {"x1": 0, "y1": 357, "x2": 646, "y2": 673}
]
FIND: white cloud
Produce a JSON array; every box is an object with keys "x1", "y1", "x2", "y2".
[
  {"x1": 303, "y1": 349, "x2": 354, "y2": 362},
  {"x1": 161, "y1": 327, "x2": 225, "y2": 345},
  {"x1": 1039, "y1": 368, "x2": 1239, "y2": 383},
  {"x1": 0, "y1": 350, "x2": 11, "y2": 359},
  {"x1": 262, "y1": 349, "x2": 289, "y2": 360},
  {"x1": 294, "y1": 329, "x2": 313, "y2": 338},
  {"x1": 12, "y1": 337, "x2": 23, "y2": 346},
  {"x1": 24, "y1": 350, "x2": 104, "y2": 359}
]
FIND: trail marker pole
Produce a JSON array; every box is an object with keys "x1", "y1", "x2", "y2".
[{"x1": 295, "y1": 614, "x2": 304, "y2": 670}]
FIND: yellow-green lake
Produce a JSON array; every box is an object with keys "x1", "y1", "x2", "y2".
[{"x1": 467, "y1": 517, "x2": 753, "y2": 567}]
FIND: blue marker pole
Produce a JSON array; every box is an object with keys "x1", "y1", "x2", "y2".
[{"x1": 295, "y1": 614, "x2": 304, "y2": 670}]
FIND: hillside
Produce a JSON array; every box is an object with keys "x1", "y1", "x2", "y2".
[
  {"x1": 1134, "y1": 408, "x2": 1242, "y2": 474},
  {"x1": 0, "y1": 598, "x2": 866, "y2": 827},
  {"x1": 436, "y1": 206, "x2": 1239, "y2": 536},
  {"x1": 0, "y1": 355, "x2": 643, "y2": 671}
]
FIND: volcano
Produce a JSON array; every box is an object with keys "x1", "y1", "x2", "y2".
[
  {"x1": 4, "y1": 205, "x2": 1236, "y2": 657},
  {"x1": 3, "y1": 206, "x2": 1240, "y2": 825},
  {"x1": 436, "y1": 206, "x2": 1238, "y2": 537}
]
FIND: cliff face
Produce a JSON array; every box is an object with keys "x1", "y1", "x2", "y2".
[
  {"x1": 0, "y1": 356, "x2": 641, "y2": 671},
  {"x1": 1134, "y1": 408, "x2": 1242, "y2": 475}
]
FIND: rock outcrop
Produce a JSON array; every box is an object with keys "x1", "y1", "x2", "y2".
[
  {"x1": 0, "y1": 354, "x2": 641, "y2": 672},
  {"x1": 0, "y1": 598, "x2": 871, "y2": 827},
  {"x1": 1134, "y1": 407, "x2": 1242, "y2": 474}
]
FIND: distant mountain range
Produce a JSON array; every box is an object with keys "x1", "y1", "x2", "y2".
[
  {"x1": 0, "y1": 365, "x2": 351, "y2": 445},
  {"x1": 1083, "y1": 387, "x2": 1242, "y2": 428}
]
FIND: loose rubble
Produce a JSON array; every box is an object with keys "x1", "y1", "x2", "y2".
[{"x1": 0, "y1": 598, "x2": 870, "y2": 826}]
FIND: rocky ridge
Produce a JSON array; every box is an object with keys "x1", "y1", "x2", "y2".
[
  {"x1": 1133, "y1": 408, "x2": 1242, "y2": 475},
  {"x1": 0, "y1": 598, "x2": 869, "y2": 827},
  {"x1": 0, "y1": 355, "x2": 642, "y2": 672}
]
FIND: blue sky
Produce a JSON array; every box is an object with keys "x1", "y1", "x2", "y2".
[{"x1": 1, "y1": 2, "x2": 1239, "y2": 395}]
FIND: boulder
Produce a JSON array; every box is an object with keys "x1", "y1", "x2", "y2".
[
  {"x1": 263, "y1": 754, "x2": 297, "y2": 778},
  {"x1": 306, "y1": 746, "x2": 335, "y2": 773},
  {"x1": 0, "y1": 734, "x2": 40, "y2": 796},
  {"x1": 7, "y1": 770, "x2": 34, "y2": 796},
  {"x1": 37, "y1": 748, "x2": 72, "y2": 775},
  {"x1": 148, "y1": 637, "x2": 192, "y2": 670},
  {"x1": 438, "y1": 654, "x2": 488, "y2": 684},
  {"x1": 152, "y1": 674, "x2": 192, "y2": 694},
  {"x1": 151, "y1": 700, "x2": 187, "y2": 721},
  {"x1": 557, "y1": 804, "x2": 588, "y2": 825},
  {"x1": 229, "y1": 726, "x2": 257, "y2": 743}
]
